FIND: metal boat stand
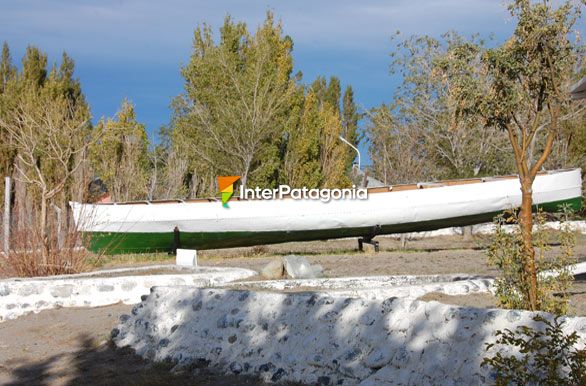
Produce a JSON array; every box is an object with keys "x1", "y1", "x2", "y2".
[
  {"x1": 358, "y1": 237, "x2": 379, "y2": 252},
  {"x1": 358, "y1": 224, "x2": 381, "y2": 252}
]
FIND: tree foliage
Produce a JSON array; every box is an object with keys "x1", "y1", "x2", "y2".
[
  {"x1": 90, "y1": 99, "x2": 149, "y2": 202},
  {"x1": 368, "y1": 32, "x2": 515, "y2": 185},
  {"x1": 172, "y1": 13, "x2": 296, "y2": 191},
  {"x1": 169, "y1": 14, "x2": 358, "y2": 196},
  {"x1": 464, "y1": 0, "x2": 583, "y2": 310},
  {"x1": 0, "y1": 43, "x2": 97, "y2": 270}
]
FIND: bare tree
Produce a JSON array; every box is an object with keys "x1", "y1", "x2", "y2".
[{"x1": 0, "y1": 96, "x2": 98, "y2": 263}]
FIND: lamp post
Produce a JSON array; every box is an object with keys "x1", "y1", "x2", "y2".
[{"x1": 338, "y1": 135, "x2": 361, "y2": 171}]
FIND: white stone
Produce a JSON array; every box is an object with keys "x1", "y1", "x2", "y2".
[{"x1": 176, "y1": 249, "x2": 197, "y2": 266}]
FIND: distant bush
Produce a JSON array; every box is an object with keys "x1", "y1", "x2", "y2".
[{"x1": 482, "y1": 315, "x2": 586, "y2": 386}]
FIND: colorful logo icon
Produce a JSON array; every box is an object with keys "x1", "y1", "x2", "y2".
[{"x1": 218, "y1": 176, "x2": 240, "y2": 207}]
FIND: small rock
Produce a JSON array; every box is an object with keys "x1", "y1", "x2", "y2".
[
  {"x1": 159, "y1": 338, "x2": 170, "y2": 348},
  {"x1": 110, "y1": 328, "x2": 120, "y2": 339},
  {"x1": 258, "y1": 362, "x2": 274, "y2": 372},
  {"x1": 0, "y1": 285, "x2": 11, "y2": 296},
  {"x1": 343, "y1": 347, "x2": 362, "y2": 361},
  {"x1": 238, "y1": 292, "x2": 249, "y2": 301},
  {"x1": 50, "y1": 285, "x2": 73, "y2": 298},
  {"x1": 35, "y1": 300, "x2": 48, "y2": 308},
  {"x1": 228, "y1": 335, "x2": 237, "y2": 343},
  {"x1": 260, "y1": 259, "x2": 284, "y2": 279},
  {"x1": 282, "y1": 255, "x2": 322, "y2": 279},
  {"x1": 271, "y1": 368, "x2": 287, "y2": 382},
  {"x1": 217, "y1": 315, "x2": 232, "y2": 329},
  {"x1": 506, "y1": 310, "x2": 522, "y2": 323},
  {"x1": 241, "y1": 323, "x2": 255, "y2": 332},
  {"x1": 121, "y1": 281, "x2": 137, "y2": 291},
  {"x1": 230, "y1": 362, "x2": 243, "y2": 374},
  {"x1": 98, "y1": 285, "x2": 115, "y2": 292},
  {"x1": 18, "y1": 285, "x2": 41, "y2": 296},
  {"x1": 364, "y1": 346, "x2": 394, "y2": 369},
  {"x1": 192, "y1": 300, "x2": 202, "y2": 312},
  {"x1": 381, "y1": 297, "x2": 397, "y2": 314}
]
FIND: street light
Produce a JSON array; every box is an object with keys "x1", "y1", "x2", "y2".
[{"x1": 338, "y1": 135, "x2": 361, "y2": 171}]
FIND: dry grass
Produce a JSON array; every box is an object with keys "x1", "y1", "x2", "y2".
[{"x1": 1, "y1": 216, "x2": 96, "y2": 277}]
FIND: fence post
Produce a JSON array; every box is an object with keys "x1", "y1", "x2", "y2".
[
  {"x1": 54, "y1": 204, "x2": 63, "y2": 249},
  {"x1": 3, "y1": 176, "x2": 10, "y2": 255}
]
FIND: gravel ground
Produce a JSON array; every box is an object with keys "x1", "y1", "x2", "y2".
[{"x1": 1, "y1": 233, "x2": 585, "y2": 385}]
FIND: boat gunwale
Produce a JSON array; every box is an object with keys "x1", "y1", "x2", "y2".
[{"x1": 83, "y1": 168, "x2": 580, "y2": 206}]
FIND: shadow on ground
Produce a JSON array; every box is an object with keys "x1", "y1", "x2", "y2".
[{"x1": 4, "y1": 334, "x2": 273, "y2": 386}]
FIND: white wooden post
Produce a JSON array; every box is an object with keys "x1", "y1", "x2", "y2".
[{"x1": 3, "y1": 176, "x2": 10, "y2": 255}]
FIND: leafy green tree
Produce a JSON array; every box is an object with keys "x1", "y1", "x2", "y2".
[
  {"x1": 341, "y1": 85, "x2": 361, "y2": 170},
  {"x1": 319, "y1": 103, "x2": 351, "y2": 188},
  {"x1": 283, "y1": 90, "x2": 323, "y2": 188},
  {"x1": 311, "y1": 76, "x2": 342, "y2": 113},
  {"x1": 0, "y1": 42, "x2": 16, "y2": 93},
  {"x1": 0, "y1": 88, "x2": 94, "y2": 265},
  {"x1": 172, "y1": 12, "x2": 296, "y2": 192},
  {"x1": 90, "y1": 99, "x2": 149, "y2": 202},
  {"x1": 461, "y1": 0, "x2": 583, "y2": 310},
  {"x1": 0, "y1": 45, "x2": 92, "y2": 228},
  {"x1": 0, "y1": 42, "x2": 18, "y2": 202}
]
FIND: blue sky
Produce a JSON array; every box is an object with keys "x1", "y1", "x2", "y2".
[{"x1": 2, "y1": 0, "x2": 578, "y2": 162}]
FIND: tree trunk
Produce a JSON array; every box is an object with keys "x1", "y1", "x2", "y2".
[
  {"x1": 241, "y1": 158, "x2": 252, "y2": 191},
  {"x1": 519, "y1": 177, "x2": 538, "y2": 310},
  {"x1": 40, "y1": 194, "x2": 48, "y2": 268}
]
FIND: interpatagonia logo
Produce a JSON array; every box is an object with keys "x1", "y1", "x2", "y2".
[{"x1": 218, "y1": 176, "x2": 240, "y2": 207}]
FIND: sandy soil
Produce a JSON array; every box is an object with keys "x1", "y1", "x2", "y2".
[{"x1": 1, "y1": 234, "x2": 585, "y2": 385}]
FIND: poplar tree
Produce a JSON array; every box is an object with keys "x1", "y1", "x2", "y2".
[
  {"x1": 172, "y1": 12, "x2": 296, "y2": 191},
  {"x1": 90, "y1": 99, "x2": 149, "y2": 202},
  {"x1": 342, "y1": 85, "x2": 360, "y2": 170},
  {"x1": 283, "y1": 90, "x2": 323, "y2": 188}
]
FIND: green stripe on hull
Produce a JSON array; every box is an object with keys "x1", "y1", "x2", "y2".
[{"x1": 85, "y1": 197, "x2": 582, "y2": 254}]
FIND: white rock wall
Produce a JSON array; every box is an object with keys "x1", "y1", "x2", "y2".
[
  {"x1": 114, "y1": 286, "x2": 586, "y2": 385},
  {"x1": 227, "y1": 275, "x2": 495, "y2": 300},
  {"x1": 0, "y1": 266, "x2": 256, "y2": 322}
]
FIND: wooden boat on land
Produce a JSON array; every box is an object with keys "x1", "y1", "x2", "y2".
[{"x1": 71, "y1": 169, "x2": 582, "y2": 254}]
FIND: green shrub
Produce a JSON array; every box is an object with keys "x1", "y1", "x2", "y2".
[
  {"x1": 482, "y1": 315, "x2": 586, "y2": 386},
  {"x1": 487, "y1": 206, "x2": 576, "y2": 314}
]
